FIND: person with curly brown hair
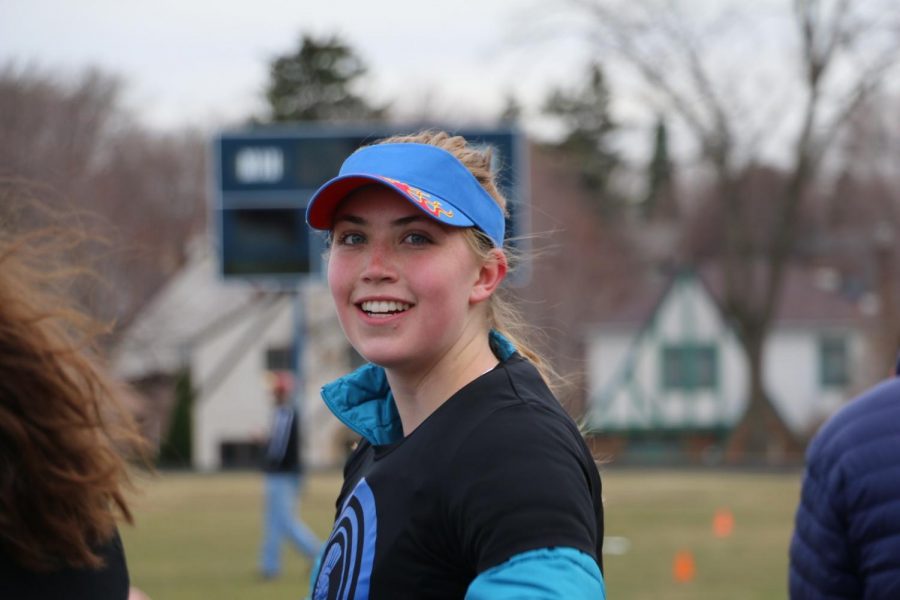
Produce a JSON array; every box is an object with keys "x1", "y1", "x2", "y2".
[{"x1": 0, "y1": 227, "x2": 150, "y2": 599}]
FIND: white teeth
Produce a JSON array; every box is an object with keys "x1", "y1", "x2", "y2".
[{"x1": 360, "y1": 300, "x2": 411, "y2": 314}]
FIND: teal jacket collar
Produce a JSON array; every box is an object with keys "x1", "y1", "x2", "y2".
[{"x1": 320, "y1": 331, "x2": 517, "y2": 446}]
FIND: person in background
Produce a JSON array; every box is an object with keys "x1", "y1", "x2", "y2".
[
  {"x1": 789, "y1": 356, "x2": 900, "y2": 598},
  {"x1": 259, "y1": 371, "x2": 322, "y2": 580},
  {"x1": 0, "y1": 227, "x2": 151, "y2": 599},
  {"x1": 303, "y1": 130, "x2": 605, "y2": 599}
]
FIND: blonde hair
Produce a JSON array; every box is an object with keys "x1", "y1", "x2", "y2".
[{"x1": 375, "y1": 131, "x2": 560, "y2": 388}]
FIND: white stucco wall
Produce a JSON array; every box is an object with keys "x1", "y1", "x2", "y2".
[
  {"x1": 112, "y1": 242, "x2": 356, "y2": 472},
  {"x1": 191, "y1": 281, "x2": 352, "y2": 471},
  {"x1": 765, "y1": 326, "x2": 864, "y2": 435},
  {"x1": 191, "y1": 296, "x2": 293, "y2": 470}
]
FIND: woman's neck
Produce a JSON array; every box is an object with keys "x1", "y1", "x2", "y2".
[{"x1": 386, "y1": 331, "x2": 498, "y2": 437}]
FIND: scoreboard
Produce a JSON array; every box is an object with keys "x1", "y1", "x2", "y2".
[{"x1": 212, "y1": 126, "x2": 528, "y2": 284}]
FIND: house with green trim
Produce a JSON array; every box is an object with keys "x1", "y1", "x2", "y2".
[{"x1": 585, "y1": 266, "x2": 867, "y2": 463}]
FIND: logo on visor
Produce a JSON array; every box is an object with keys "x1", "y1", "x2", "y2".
[{"x1": 380, "y1": 176, "x2": 455, "y2": 219}]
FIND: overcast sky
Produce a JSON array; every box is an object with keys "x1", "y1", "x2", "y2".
[
  {"x1": 2, "y1": 0, "x2": 590, "y2": 134},
  {"x1": 8, "y1": 0, "x2": 895, "y2": 169}
]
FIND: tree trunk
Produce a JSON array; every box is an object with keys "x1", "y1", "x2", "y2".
[{"x1": 725, "y1": 327, "x2": 799, "y2": 464}]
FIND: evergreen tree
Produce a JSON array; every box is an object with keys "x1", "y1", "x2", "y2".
[
  {"x1": 264, "y1": 33, "x2": 387, "y2": 123},
  {"x1": 157, "y1": 369, "x2": 193, "y2": 468},
  {"x1": 543, "y1": 62, "x2": 619, "y2": 209},
  {"x1": 642, "y1": 116, "x2": 678, "y2": 221},
  {"x1": 499, "y1": 93, "x2": 523, "y2": 125}
]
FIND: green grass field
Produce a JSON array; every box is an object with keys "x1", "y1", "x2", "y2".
[{"x1": 121, "y1": 468, "x2": 802, "y2": 599}]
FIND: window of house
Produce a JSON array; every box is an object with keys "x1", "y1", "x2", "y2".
[
  {"x1": 662, "y1": 344, "x2": 718, "y2": 391},
  {"x1": 820, "y1": 336, "x2": 849, "y2": 387}
]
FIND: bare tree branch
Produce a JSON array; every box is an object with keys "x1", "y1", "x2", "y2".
[
  {"x1": 560, "y1": 0, "x2": 900, "y2": 460},
  {"x1": 815, "y1": 50, "x2": 900, "y2": 167}
]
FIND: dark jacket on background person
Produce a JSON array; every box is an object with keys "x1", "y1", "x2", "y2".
[
  {"x1": 262, "y1": 404, "x2": 301, "y2": 474},
  {"x1": 789, "y1": 360, "x2": 900, "y2": 599}
]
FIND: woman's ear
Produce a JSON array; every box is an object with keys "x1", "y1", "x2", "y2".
[{"x1": 470, "y1": 248, "x2": 508, "y2": 305}]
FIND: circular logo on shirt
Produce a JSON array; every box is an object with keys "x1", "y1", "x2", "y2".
[{"x1": 313, "y1": 478, "x2": 377, "y2": 600}]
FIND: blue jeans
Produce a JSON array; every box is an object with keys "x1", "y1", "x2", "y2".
[{"x1": 259, "y1": 472, "x2": 322, "y2": 576}]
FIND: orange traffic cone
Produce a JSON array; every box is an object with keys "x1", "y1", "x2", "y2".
[
  {"x1": 673, "y1": 549, "x2": 696, "y2": 583},
  {"x1": 713, "y1": 508, "x2": 734, "y2": 538}
]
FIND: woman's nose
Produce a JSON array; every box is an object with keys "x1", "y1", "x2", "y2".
[{"x1": 360, "y1": 243, "x2": 398, "y2": 283}]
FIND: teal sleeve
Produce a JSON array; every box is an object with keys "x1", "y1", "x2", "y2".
[{"x1": 465, "y1": 547, "x2": 605, "y2": 600}]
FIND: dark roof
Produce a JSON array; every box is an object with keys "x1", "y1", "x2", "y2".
[
  {"x1": 701, "y1": 265, "x2": 862, "y2": 325},
  {"x1": 595, "y1": 264, "x2": 863, "y2": 328}
]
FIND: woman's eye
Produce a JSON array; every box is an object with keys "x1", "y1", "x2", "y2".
[
  {"x1": 337, "y1": 232, "x2": 365, "y2": 246},
  {"x1": 403, "y1": 232, "x2": 431, "y2": 245}
]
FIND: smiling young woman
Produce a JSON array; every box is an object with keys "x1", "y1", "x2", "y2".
[
  {"x1": 327, "y1": 186, "x2": 503, "y2": 423},
  {"x1": 304, "y1": 131, "x2": 605, "y2": 600}
]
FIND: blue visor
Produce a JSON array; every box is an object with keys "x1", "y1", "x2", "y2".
[{"x1": 305, "y1": 143, "x2": 506, "y2": 247}]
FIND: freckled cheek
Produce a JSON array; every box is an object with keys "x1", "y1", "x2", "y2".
[
  {"x1": 413, "y1": 266, "x2": 474, "y2": 313},
  {"x1": 412, "y1": 273, "x2": 452, "y2": 298},
  {"x1": 327, "y1": 264, "x2": 360, "y2": 338},
  {"x1": 326, "y1": 256, "x2": 355, "y2": 306}
]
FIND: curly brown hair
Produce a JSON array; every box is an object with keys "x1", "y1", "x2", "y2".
[{"x1": 0, "y1": 226, "x2": 149, "y2": 572}]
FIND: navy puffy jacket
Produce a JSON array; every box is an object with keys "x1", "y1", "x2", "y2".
[{"x1": 789, "y1": 371, "x2": 900, "y2": 599}]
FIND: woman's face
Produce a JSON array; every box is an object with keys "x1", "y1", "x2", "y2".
[{"x1": 327, "y1": 186, "x2": 490, "y2": 373}]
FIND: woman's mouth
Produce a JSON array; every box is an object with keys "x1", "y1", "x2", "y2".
[{"x1": 359, "y1": 300, "x2": 412, "y2": 318}]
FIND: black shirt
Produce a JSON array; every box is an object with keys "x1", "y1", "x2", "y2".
[
  {"x1": 312, "y1": 355, "x2": 604, "y2": 599},
  {"x1": 0, "y1": 531, "x2": 130, "y2": 600}
]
